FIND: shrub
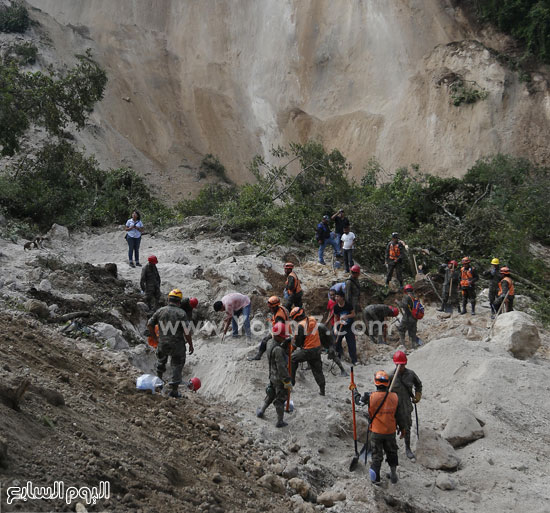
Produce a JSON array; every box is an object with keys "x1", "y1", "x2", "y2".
[
  {"x1": 10, "y1": 41, "x2": 38, "y2": 65},
  {"x1": 0, "y1": 2, "x2": 30, "y2": 33}
]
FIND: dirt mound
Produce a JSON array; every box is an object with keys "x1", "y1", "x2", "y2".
[{"x1": 0, "y1": 312, "x2": 291, "y2": 512}]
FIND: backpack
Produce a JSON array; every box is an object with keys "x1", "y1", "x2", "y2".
[{"x1": 411, "y1": 298, "x2": 425, "y2": 320}]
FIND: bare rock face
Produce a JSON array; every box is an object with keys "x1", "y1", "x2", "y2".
[
  {"x1": 416, "y1": 427, "x2": 460, "y2": 470},
  {"x1": 492, "y1": 311, "x2": 541, "y2": 359},
  {"x1": 442, "y1": 408, "x2": 484, "y2": 448}
]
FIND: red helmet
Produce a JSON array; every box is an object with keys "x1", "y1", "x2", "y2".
[
  {"x1": 272, "y1": 322, "x2": 289, "y2": 338},
  {"x1": 403, "y1": 284, "x2": 414, "y2": 293},
  {"x1": 390, "y1": 306, "x2": 399, "y2": 317},
  {"x1": 189, "y1": 297, "x2": 198, "y2": 308},
  {"x1": 449, "y1": 260, "x2": 458, "y2": 267},
  {"x1": 187, "y1": 377, "x2": 201, "y2": 392},
  {"x1": 350, "y1": 264, "x2": 361, "y2": 273},
  {"x1": 289, "y1": 307, "x2": 304, "y2": 320},
  {"x1": 284, "y1": 262, "x2": 294, "y2": 270},
  {"x1": 393, "y1": 350, "x2": 408, "y2": 365},
  {"x1": 374, "y1": 370, "x2": 390, "y2": 386},
  {"x1": 500, "y1": 266, "x2": 511, "y2": 275},
  {"x1": 148, "y1": 255, "x2": 158, "y2": 264}
]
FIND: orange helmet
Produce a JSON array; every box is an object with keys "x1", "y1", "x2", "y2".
[
  {"x1": 374, "y1": 370, "x2": 390, "y2": 386},
  {"x1": 500, "y1": 266, "x2": 510, "y2": 275},
  {"x1": 284, "y1": 262, "x2": 294, "y2": 270},
  {"x1": 289, "y1": 307, "x2": 304, "y2": 320},
  {"x1": 393, "y1": 350, "x2": 407, "y2": 365},
  {"x1": 461, "y1": 256, "x2": 471, "y2": 265},
  {"x1": 267, "y1": 296, "x2": 281, "y2": 306}
]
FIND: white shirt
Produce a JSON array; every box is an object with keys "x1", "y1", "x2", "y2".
[
  {"x1": 126, "y1": 219, "x2": 143, "y2": 238},
  {"x1": 222, "y1": 293, "x2": 251, "y2": 318},
  {"x1": 341, "y1": 232, "x2": 356, "y2": 250}
]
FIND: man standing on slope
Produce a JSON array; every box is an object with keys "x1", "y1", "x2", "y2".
[
  {"x1": 389, "y1": 351, "x2": 422, "y2": 460},
  {"x1": 363, "y1": 304, "x2": 399, "y2": 344},
  {"x1": 385, "y1": 233, "x2": 407, "y2": 288},
  {"x1": 248, "y1": 296, "x2": 290, "y2": 361},
  {"x1": 397, "y1": 285, "x2": 421, "y2": 348},
  {"x1": 482, "y1": 258, "x2": 501, "y2": 318},
  {"x1": 147, "y1": 289, "x2": 194, "y2": 398},
  {"x1": 316, "y1": 215, "x2": 340, "y2": 265},
  {"x1": 494, "y1": 266, "x2": 515, "y2": 313},
  {"x1": 345, "y1": 265, "x2": 362, "y2": 322},
  {"x1": 140, "y1": 255, "x2": 161, "y2": 312},
  {"x1": 437, "y1": 260, "x2": 460, "y2": 313},
  {"x1": 459, "y1": 256, "x2": 479, "y2": 315},
  {"x1": 214, "y1": 292, "x2": 252, "y2": 339},
  {"x1": 283, "y1": 262, "x2": 303, "y2": 310},
  {"x1": 256, "y1": 323, "x2": 293, "y2": 428},
  {"x1": 331, "y1": 208, "x2": 350, "y2": 252}
]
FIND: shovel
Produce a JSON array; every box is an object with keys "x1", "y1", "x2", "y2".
[
  {"x1": 444, "y1": 264, "x2": 456, "y2": 314},
  {"x1": 286, "y1": 341, "x2": 293, "y2": 412},
  {"x1": 349, "y1": 367, "x2": 359, "y2": 466},
  {"x1": 484, "y1": 291, "x2": 509, "y2": 342},
  {"x1": 350, "y1": 364, "x2": 401, "y2": 471}
]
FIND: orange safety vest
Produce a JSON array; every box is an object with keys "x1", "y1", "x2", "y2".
[
  {"x1": 299, "y1": 317, "x2": 321, "y2": 350},
  {"x1": 286, "y1": 271, "x2": 302, "y2": 294},
  {"x1": 270, "y1": 305, "x2": 290, "y2": 326},
  {"x1": 368, "y1": 390, "x2": 398, "y2": 435},
  {"x1": 388, "y1": 243, "x2": 401, "y2": 261},
  {"x1": 460, "y1": 267, "x2": 474, "y2": 288},
  {"x1": 498, "y1": 276, "x2": 515, "y2": 297}
]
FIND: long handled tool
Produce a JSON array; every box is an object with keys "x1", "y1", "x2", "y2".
[
  {"x1": 414, "y1": 403, "x2": 419, "y2": 439},
  {"x1": 350, "y1": 367, "x2": 358, "y2": 458},
  {"x1": 286, "y1": 341, "x2": 293, "y2": 412},
  {"x1": 444, "y1": 264, "x2": 456, "y2": 314},
  {"x1": 350, "y1": 364, "x2": 401, "y2": 471},
  {"x1": 484, "y1": 291, "x2": 509, "y2": 342}
]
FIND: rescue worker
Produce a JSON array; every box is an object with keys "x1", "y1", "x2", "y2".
[
  {"x1": 289, "y1": 307, "x2": 326, "y2": 396},
  {"x1": 494, "y1": 267, "x2": 515, "y2": 313},
  {"x1": 389, "y1": 351, "x2": 422, "y2": 460},
  {"x1": 385, "y1": 233, "x2": 406, "y2": 288},
  {"x1": 331, "y1": 208, "x2": 350, "y2": 249},
  {"x1": 140, "y1": 255, "x2": 161, "y2": 312},
  {"x1": 181, "y1": 297, "x2": 198, "y2": 319},
  {"x1": 256, "y1": 322, "x2": 293, "y2": 428},
  {"x1": 459, "y1": 257, "x2": 479, "y2": 315},
  {"x1": 316, "y1": 215, "x2": 341, "y2": 264},
  {"x1": 318, "y1": 321, "x2": 347, "y2": 376},
  {"x1": 397, "y1": 285, "x2": 419, "y2": 348},
  {"x1": 214, "y1": 292, "x2": 252, "y2": 339},
  {"x1": 248, "y1": 296, "x2": 290, "y2": 361},
  {"x1": 363, "y1": 304, "x2": 399, "y2": 344},
  {"x1": 437, "y1": 260, "x2": 460, "y2": 313},
  {"x1": 283, "y1": 262, "x2": 303, "y2": 310},
  {"x1": 333, "y1": 290, "x2": 359, "y2": 365},
  {"x1": 147, "y1": 289, "x2": 194, "y2": 398},
  {"x1": 482, "y1": 258, "x2": 501, "y2": 317},
  {"x1": 345, "y1": 265, "x2": 362, "y2": 321},
  {"x1": 352, "y1": 371, "x2": 399, "y2": 485}
]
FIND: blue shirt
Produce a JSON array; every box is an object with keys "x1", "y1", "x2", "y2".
[
  {"x1": 126, "y1": 219, "x2": 143, "y2": 238},
  {"x1": 333, "y1": 301, "x2": 354, "y2": 326}
]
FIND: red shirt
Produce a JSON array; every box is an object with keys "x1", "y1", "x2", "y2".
[{"x1": 327, "y1": 299, "x2": 336, "y2": 326}]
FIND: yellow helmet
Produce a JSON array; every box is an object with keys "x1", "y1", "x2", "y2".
[
  {"x1": 491, "y1": 258, "x2": 500, "y2": 265},
  {"x1": 168, "y1": 289, "x2": 183, "y2": 299}
]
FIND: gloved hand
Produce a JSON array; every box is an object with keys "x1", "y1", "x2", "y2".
[
  {"x1": 413, "y1": 391, "x2": 422, "y2": 403},
  {"x1": 349, "y1": 382, "x2": 357, "y2": 391},
  {"x1": 399, "y1": 428, "x2": 406, "y2": 439},
  {"x1": 188, "y1": 344, "x2": 194, "y2": 355},
  {"x1": 283, "y1": 380, "x2": 293, "y2": 391}
]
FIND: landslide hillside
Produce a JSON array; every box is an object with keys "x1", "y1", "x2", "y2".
[{"x1": 23, "y1": 0, "x2": 550, "y2": 200}]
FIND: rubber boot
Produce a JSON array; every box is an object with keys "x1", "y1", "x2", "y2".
[
  {"x1": 405, "y1": 445, "x2": 415, "y2": 460},
  {"x1": 247, "y1": 351, "x2": 263, "y2": 361},
  {"x1": 387, "y1": 466, "x2": 398, "y2": 484},
  {"x1": 168, "y1": 384, "x2": 181, "y2": 398},
  {"x1": 405, "y1": 431, "x2": 415, "y2": 459},
  {"x1": 471, "y1": 302, "x2": 476, "y2": 316},
  {"x1": 460, "y1": 300, "x2": 467, "y2": 315},
  {"x1": 399, "y1": 332, "x2": 407, "y2": 347},
  {"x1": 437, "y1": 302, "x2": 445, "y2": 312},
  {"x1": 256, "y1": 405, "x2": 266, "y2": 418},
  {"x1": 369, "y1": 466, "x2": 381, "y2": 485},
  {"x1": 275, "y1": 406, "x2": 287, "y2": 428},
  {"x1": 319, "y1": 385, "x2": 325, "y2": 396}
]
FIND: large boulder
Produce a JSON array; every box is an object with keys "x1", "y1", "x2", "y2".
[
  {"x1": 492, "y1": 311, "x2": 540, "y2": 359},
  {"x1": 257, "y1": 473, "x2": 286, "y2": 494},
  {"x1": 92, "y1": 322, "x2": 129, "y2": 350},
  {"x1": 46, "y1": 223, "x2": 70, "y2": 240},
  {"x1": 442, "y1": 408, "x2": 485, "y2": 448},
  {"x1": 416, "y1": 427, "x2": 460, "y2": 470}
]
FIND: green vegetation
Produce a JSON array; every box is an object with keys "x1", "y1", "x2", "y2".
[
  {"x1": 200, "y1": 153, "x2": 230, "y2": 182},
  {"x1": 475, "y1": 0, "x2": 550, "y2": 63},
  {"x1": 178, "y1": 143, "x2": 550, "y2": 317},
  {"x1": 449, "y1": 78, "x2": 489, "y2": 106},
  {"x1": 0, "y1": 49, "x2": 107, "y2": 156},
  {"x1": 7, "y1": 41, "x2": 38, "y2": 65},
  {"x1": 0, "y1": 2, "x2": 30, "y2": 33}
]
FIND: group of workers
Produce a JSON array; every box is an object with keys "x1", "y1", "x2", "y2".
[{"x1": 142, "y1": 227, "x2": 515, "y2": 485}]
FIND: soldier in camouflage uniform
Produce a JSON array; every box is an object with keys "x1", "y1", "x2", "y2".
[
  {"x1": 140, "y1": 255, "x2": 161, "y2": 312},
  {"x1": 147, "y1": 289, "x2": 194, "y2": 398},
  {"x1": 397, "y1": 285, "x2": 419, "y2": 348},
  {"x1": 256, "y1": 323, "x2": 292, "y2": 428},
  {"x1": 363, "y1": 304, "x2": 399, "y2": 344},
  {"x1": 388, "y1": 351, "x2": 422, "y2": 460}
]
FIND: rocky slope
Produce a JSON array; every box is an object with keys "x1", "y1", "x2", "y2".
[
  {"x1": 1, "y1": 225, "x2": 549, "y2": 512},
  {"x1": 21, "y1": 0, "x2": 550, "y2": 201}
]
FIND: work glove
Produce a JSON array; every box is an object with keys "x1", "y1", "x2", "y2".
[
  {"x1": 399, "y1": 428, "x2": 406, "y2": 439},
  {"x1": 413, "y1": 391, "x2": 422, "y2": 403},
  {"x1": 349, "y1": 382, "x2": 357, "y2": 391},
  {"x1": 188, "y1": 344, "x2": 194, "y2": 355},
  {"x1": 283, "y1": 380, "x2": 293, "y2": 391}
]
